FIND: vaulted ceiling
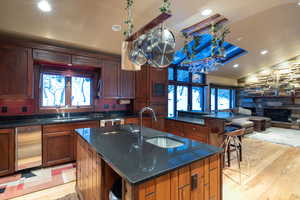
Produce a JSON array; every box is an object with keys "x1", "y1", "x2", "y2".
[{"x1": 0, "y1": 0, "x2": 299, "y2": 79}]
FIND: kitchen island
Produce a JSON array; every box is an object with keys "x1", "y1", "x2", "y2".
[{"x1": 75, "y1": 124, "x2": 223, "y2": 200}]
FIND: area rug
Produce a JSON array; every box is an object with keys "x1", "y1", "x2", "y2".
[
  {"x1": 0, "y1": 163, "x2": 76, "y2": 200},
  {"x1": 247, "y1": 127, "x2": 300, "y2": 147}
]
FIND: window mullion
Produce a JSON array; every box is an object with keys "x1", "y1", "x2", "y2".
[{"x1": 65, "y1": 77, "x2": 72, "y2": 106}]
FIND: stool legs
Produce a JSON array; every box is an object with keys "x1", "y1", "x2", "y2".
[{"x1": 222, "y1": 135, "x2": 242, "y2": 169}]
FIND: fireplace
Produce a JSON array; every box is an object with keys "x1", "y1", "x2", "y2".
[{"x1": 264, "y1": 109, "x2": 291, "y2": 122}]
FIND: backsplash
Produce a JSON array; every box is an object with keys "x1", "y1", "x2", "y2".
[{"x1": 0, "y1": 98, "x2": 131, "y2": 116}]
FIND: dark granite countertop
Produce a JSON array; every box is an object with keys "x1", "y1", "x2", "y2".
[
  {"x1": 166, "y1": 111, "x2": 250, "y2": 125},
  {"x1": 75, "y1": 125, "x2": 222, "y2": 185},
  {"x1": 0, "y1": 112, "x2": 138, "y2": 128},
  {"x1": 165, "y1": 116, "x2": 206, "y2": 125}
]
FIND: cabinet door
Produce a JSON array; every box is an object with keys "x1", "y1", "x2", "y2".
[
  {"x1": 125, "y1": 117, "x2": 139, "y2": 125},
  {"x1": 72, "y1": 55, "x2": 99, "y2": 67},
  {"x1": 0, "y1": 129, "x2": 14, "y2": 177},
  {"x1": 191, "y1": 160, "x2": 205, "y2": 200},
  {"x1": 101, "y1": 60, "x2": 119, "y2": 98},
  {"x1": 165, "y1": 120, "x2": 184, "y2": 137},
  {"x1": 43, "y1": 131, "x2": 74, "y2": 167},
  {"x1": 33, "y1": 49, "x2": 71, "y2": 65},
  {"x1": 0, "y1": 44, "x2": 33, "y2": 98},
  {"x1": 119, "y1": 69, "x2": 135, "y2": 98}
]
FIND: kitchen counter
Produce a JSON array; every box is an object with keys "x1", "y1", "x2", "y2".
[
  {"x1": 0, "y1": 112, "x2": 137, "y2": 128},
  {"x1": 75, "y1": 124, "x2": 222, "y2": 185},
  {"x1": 165, "y1": 116, "x2": 206, "y2": 125}
]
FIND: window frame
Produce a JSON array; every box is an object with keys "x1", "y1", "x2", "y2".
[
  {"x1": 209, "y1": 84, "x2": 237, "y2": 111},
  {"x1": 39, "y1": 66, "x2": 95, "y2": 111},
  {"x1": 168, "y1": 66, "x2": 207, "y2": 116}
]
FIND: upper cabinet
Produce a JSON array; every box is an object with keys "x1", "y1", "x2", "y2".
[
  {"x1": 101, "y1": 59, "x2": 135, "y2": 99},
  {"x1": 71, "y1": 55, "x2": 99, "y2": 67},
  {"x1": 33, "y1": 49, "x2": 71, "y2": 65},
  {"x1": 0, "y1": 44, "x2": 33, "y2": 99}
]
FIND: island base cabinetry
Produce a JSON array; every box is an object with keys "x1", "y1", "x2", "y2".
[{"x1": 76, "y1": 136, "x2": 222, "y2": 200}]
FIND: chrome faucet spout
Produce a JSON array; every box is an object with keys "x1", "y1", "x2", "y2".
[{"x1": 138, "y1": 106, "x2": 157, "y2": 146}]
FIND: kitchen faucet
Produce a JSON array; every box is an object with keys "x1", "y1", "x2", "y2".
[{"x1": 138, "y1": 106, "x2": 157, "y2": 145}]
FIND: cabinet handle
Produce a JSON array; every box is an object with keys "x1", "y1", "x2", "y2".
[
  {"x1": 191, "y1": 174, "x2": 198, "y2": 190},
  {"x1": 193, "y1": 128, "x2": 196, "y2": 131}
]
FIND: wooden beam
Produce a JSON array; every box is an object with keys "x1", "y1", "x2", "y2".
[
  {"x1": 181, "y1": 14, "x2": 221, "y2": 34},
  {"x1": 125, "y1": 13, "x2": 172, "y2": 42}
]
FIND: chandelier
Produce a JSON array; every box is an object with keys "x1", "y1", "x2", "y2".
[{"x1": 180, "y1": 23, "x2": 230, "y2": 73}]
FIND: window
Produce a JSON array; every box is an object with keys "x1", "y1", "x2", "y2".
[
  {"x1": 168, "y1": 66, "x2": 206, "y2": 117},
  {"x1": 71, "y1": 77, "x2": 92, "y2": 106},
  {"x1": 42, "y1": 74, "x2": 66, "y2": 107},
  {"x1": 41, "y1": 70, "x2": 93, "y2": 108},
  {"x1": 210, "y1": 86, "x2": 236, "y2": 111}
]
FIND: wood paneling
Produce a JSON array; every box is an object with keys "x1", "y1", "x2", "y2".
[
  {"x1": 0, "y1": 129, "x2": 14, "y2": 177},
  {"x1": 33, "y1": 49, "x2": 71, "y2": 65},
  {"x1": 183, "y1": 123, "x2": 209, "y2": 143},
  {"x1": 124, "y1": 117, "x2": 139, "y2": 125},
  {"x1": 77, "y1": 135, "x2": 103, "y2": 200},
  {"x1": 0, "y1": 44, "x2": 33, "y2": 99}
]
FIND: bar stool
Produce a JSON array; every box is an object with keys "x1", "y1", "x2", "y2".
[{"x1": 221, "y1": 127, "x2": 245, "y2": 168}]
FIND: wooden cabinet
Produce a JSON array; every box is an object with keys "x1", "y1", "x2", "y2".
[
  {"x1": 0, "y1": 129, "x2": 15, "y2": 177},
  {"x1": 137, "y1": 154, "x2": 222, "y2": 200},
  {"x1": 183, "y1": 123, "x2": 209, "y2": 143},
  {"x1": 119, "y1": 69, "x2": 135, "y2": 98},
  {"x1": 77, "y1": 136, "x2": 103, "y2": 200},
  {"x1": 101, "y1": 59, "x2": 119, "y2": 98},
  {"x1": 71, "y1": 55, "x2": 99, "y2": 67},
  {"x1": 33, "y1": 49, "x2": 71, "y2": 65},
  {"x1": 43, "y1": 131, "x2": 74, "y2": 167},
  {"x1": 101, "y1": 59, "x2": 135, "y2": 99},
  {"x1": 165, "y1": 119, "x2": 209, "y2": 144},
  {"x1": 165, "y1": 120, "x2": 185, "y2": 137},
  {"x1": 42, "y1": 121, "x2": 99, "y2": 167},
  {"x1": 125, "y1": 117, "x2": 139, "y2": 125},
  {"x1": 0, "y1": 44, "x2": 33, "y2": 99}
]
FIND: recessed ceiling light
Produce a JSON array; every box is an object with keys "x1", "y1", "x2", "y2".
[
  {"x1": 298, "y1": 2, "x2": 300, "y2": 6},
  {"x1": 260, "y1": 50, "x2": 269, "y2": 55},
  {"x1": 112, "y1": 25, "x2": 121, "y2": 32},
  {"x1": 237, "y1": 37, "x2": 243, "y2": 41},
  {"x1": 38, "y1": 0, "x2": 51, "y2": 12},
  {"x1": 233, "y1": 64, "x2": 239, "y2": 68},
  {"x1": 201, "y1": 9, "x2": 213, "y2": 16}
]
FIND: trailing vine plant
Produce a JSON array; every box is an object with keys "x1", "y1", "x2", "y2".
[
  {"x1": 183, "y1": 22, "x2": 230, "y2": 60},
  {"x1": 123, "y1": 0, "x2": 134, "y2": 37},
  {"x1": 160, "y1": 0, "x2": 171, "y2": 14}
]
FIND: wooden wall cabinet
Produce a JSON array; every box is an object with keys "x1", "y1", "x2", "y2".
[
  {"x1": 0, "y1": 129, "x2": 15, "y2": 177},
  {"x1": 42, "y1": 121, "x2": 99, "y2": 167},
  {"x1": 0, "y1": 44, "x2": 33, "y2": 99},
  {"x1": 33, "y1": 49, "x2": 71, "y2": 65},
  {"x1": 71, "y1": 55, "x2": 99, "y2": 67},
  {"x1": 134, "y1": 65, "x2": 168, "y2": 116},
  {"x1": 101, "y1": 59, "x2": 135, "y2": 99}
]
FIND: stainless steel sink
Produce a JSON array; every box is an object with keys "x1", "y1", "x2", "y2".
[
  {"x1": 146, "y1": 136, "x2": 184, "y2": 148},
  {"x1": 51, "y1": 117, "x2": 89, "y2": 122}
]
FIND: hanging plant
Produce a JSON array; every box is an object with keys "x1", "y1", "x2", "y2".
[
  {"x1": 124, "y1": 0, "x2": 134, "y2": 37},
  {"x1": 160, "y1": 0, "x2": 171, "y2": 14}
]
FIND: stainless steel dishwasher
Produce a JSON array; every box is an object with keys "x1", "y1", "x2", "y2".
[{"x1": 15, "y1": 125, "x2": 42, "y2": 171}]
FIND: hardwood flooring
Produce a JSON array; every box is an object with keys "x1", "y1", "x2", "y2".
[
  {"x1": 223, "y1": 138, "x2": 300, "y2": 200},
  {"x1": 11, "y1": 138, "x2": 300, "y2": 200}
]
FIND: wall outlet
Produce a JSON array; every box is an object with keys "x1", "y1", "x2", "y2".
[
  {"x1": 22, "y1": 106, "x2": 28, "y2": 113},
  {"x1": 1, "y1": 106, "x2": 8, "y2": 113},
  {"x1": 104, "y1": 104, "x2": 109, "y2": 109}
]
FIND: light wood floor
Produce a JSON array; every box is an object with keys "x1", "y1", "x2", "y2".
[{"x1": 12, "y1": 138, "x2": 300, "y2": 200}]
